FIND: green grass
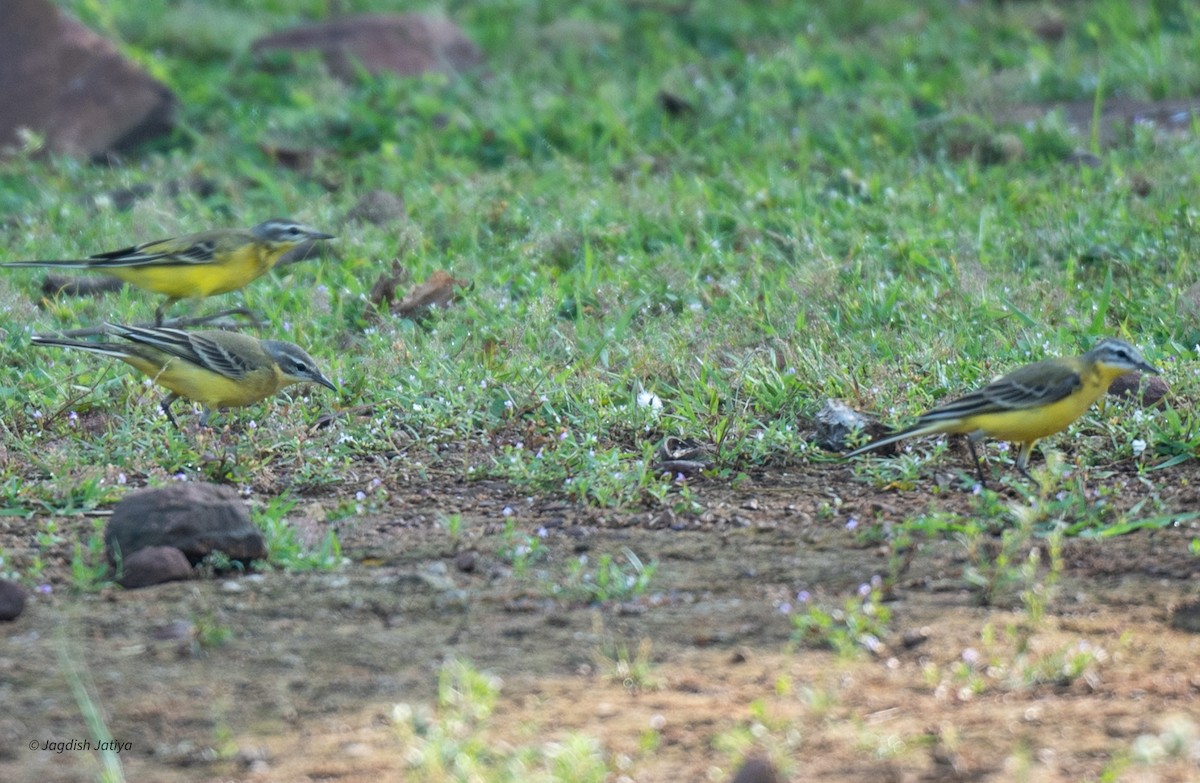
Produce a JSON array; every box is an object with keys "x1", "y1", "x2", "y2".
[
  {"x1": 252, "y1": 494, "x2": 344, "y2": 571},
  {"x1": 392, "y1": 658, "x2": 613, "y2": 782},
  {"x1": 3, "y1": 0, "x2": 1200, "y2": 570}
]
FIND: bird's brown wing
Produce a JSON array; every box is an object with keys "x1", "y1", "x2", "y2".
[
  {"x1": 112, "y1": 325, "x2": 257, "y2": 380},
  {"x1": 86, "y1": 235, "x2": 221, "y2": 267},
  {"x1": 914, "y1": 359, "x2": 1083, "y2": 425}
]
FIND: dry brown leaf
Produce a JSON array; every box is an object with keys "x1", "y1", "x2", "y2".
[
  {"x1": 368, "y1": 259, "x2": 411, "y2": 312},
  {"x1": 394, "y1": 270, "x2": 470, "y2": 319}
]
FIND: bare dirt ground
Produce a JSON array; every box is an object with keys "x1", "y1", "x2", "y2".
[{"x1": 5, "y1": 461, "x2": 1200, "y2": 782}]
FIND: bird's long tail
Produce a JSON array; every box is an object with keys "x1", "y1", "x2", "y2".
[
  {"x1": 843, "y1": 420, "x2": 955, "y2": 458},
  {"x1": 2, "y1": 260, "x2": 93, "y2": 268},
  {"x1": 30, "y1": 334, "x2": 131, "y2": 359}
]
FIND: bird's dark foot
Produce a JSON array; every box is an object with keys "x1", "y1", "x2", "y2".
[{"x1": 160, "y1": 407, "x2": 180, "y2": 431}]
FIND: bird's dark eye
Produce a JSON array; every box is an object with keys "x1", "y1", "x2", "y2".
[{"x1": 295, "y1": 361, "x2": 309, "y2": 372}]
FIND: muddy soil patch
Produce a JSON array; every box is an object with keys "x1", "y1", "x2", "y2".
[{"x1": 5, "y1": 465, "x2": 1200, "y2": 782}]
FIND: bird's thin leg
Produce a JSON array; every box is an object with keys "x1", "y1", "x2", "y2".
[
  {"x1": 199, "y1": 408, "x2": 214, "y2": 428},
  {"x1": 1015, "y1": 442, "x2": 1035, "y2": 482},
  {"x1": 967, "y1": 433, "x2": 988, "y2": 489},
  {"x1": 154, "y1": 297, "x2": 178, "y2": 327},
  {"x1": 160, "y1": 393, "x2": 180, "y2": 430},
  {"x1": 180, "y1": 307, "x2": 263, "y2": 328}
]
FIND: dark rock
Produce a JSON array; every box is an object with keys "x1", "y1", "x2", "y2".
[
  {"x1": 105, "y1": 483, "x2": 267, "y2": 566},
  {"x1": 1108, "y1": 373, "x2": 1169, "y2": 408},
  {"x1": 453, "y1": 551, "x2": 477, "y2": 573},
  {"x1": 252, "y1": 13, "x2": 484, "y2": 82},
  {"x1": 0, "y1": 579, "x2": 27, "y2": 622},
  {"x1": 347, "y1": 190, "x2": 407, "y2": 225},
  {"x1": 902, "y1": 627, "x2": 931, "y2": 649},
  {"x1": 117, "y1": 546, "x2": 193, "y2": 589},
  {"x1": 729, "y1": 756, "x2": 782, "y2": 783},
  {"x1": 1033, "y1": 14, "x2": 1066, "y2": 43},
  {"x1": 1170, "y1": 601, "x2": 1200, "y2": 633},
  {"x1": 0, "y1": 0, "x2": 176, "y2": 158},
  {"x1": 657, "y1": 90, "x2": 695, "y2": 117}
]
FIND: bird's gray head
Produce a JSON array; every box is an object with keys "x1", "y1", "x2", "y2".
[
  {"x1": 251, "y1": 219, "x2": 336, "y2": 246},
  {"x1": 1088, "y1": 337, "x2": 1160, "y2": 375},
  {"x1": 262, "y1": 340, "x2": 338, "y2": 392}
]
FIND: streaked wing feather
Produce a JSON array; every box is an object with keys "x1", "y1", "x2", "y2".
[
  {"x1": 87, "y1": 239, "x2": 218, "y2": 268},
  {"x1": 115, "y1": 326, "x2": 251, "y2": 379},
  {"x1": 115, "y1": 325, "x2": 195, "y2": 355},
  {"x1": 186, "y1": 334, "x2": 254, "y2": 379},
  {"x1": 915, "y1": 363, "x2": 1081, "y2": 424}
]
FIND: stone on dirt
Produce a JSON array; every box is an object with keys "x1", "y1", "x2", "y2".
[
  {"x1": 117, "y1": 546, "x2": 194, "y2": 589},
  {"x1": 0, "y1": 579, "x2": 27, "y2": 622},
  {"x1": 105, "y1": 483, "x2": 267, "y2": 566},
  {"x1": 729, "y1": 756, "x2": 782, "y2": 783}
]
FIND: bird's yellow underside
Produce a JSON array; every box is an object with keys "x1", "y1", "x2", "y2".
[
  {"x1": 120, "y1": 354, "x2": 284, "y2": 410},
  {"x1": 103, "y1": 245, "x2": 277, "y2": 300}
]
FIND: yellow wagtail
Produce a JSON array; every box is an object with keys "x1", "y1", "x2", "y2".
[
  {"x1": 845, "y1": 337, "x2": 1159, "y2": 484},
  {"x1": 32, "y1": 324, "x2": 336, "y2": 428},
  {"x1": 4, "y1": 219, "x2": 334, "y2": 325}
]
